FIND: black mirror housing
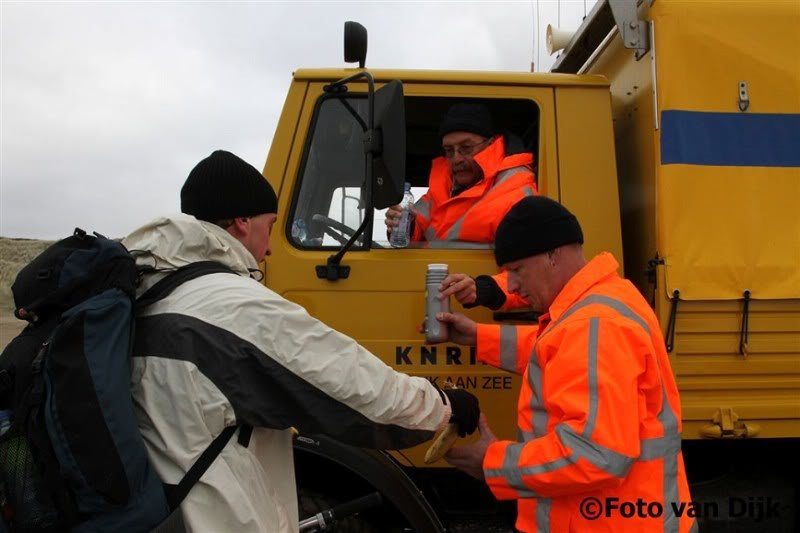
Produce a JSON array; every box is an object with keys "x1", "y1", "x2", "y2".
[
  {"x1": 372, "y1": 80, "x2": 405, "y2": 210},
  {"x1": 344, "y1": 21, "x2": 367, "y2": 68}
]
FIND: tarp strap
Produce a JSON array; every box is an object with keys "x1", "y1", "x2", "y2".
[
  {"x1": 665, "y1": 289, "x2": 680, "y2": 353},
  {"x1": 647, "y1": 256, "x2": 665, "y2": 308},
  {"x1": 739, "y1": 290, "x2": 751, "y2": 357}
]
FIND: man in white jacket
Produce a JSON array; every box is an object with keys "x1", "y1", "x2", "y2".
[{"x1": 124, "y1": 150, "x2": 479, "y2": 533}]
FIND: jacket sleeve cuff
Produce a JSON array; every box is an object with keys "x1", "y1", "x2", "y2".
[{"x1": 464, "y1": 275, "x2": 506, "y2": 310}]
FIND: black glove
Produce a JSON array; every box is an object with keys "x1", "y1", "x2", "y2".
[
  {"x1": 443, "y1": 388, "x2": 480, "y2": 437},
  {"x1": 463, "y1": 275, "x2": 507, "y2": 310}
]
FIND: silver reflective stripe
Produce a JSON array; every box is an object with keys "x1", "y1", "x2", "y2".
[
  {"x1": 660, "y1": 384, "x2": 681, "y2": 533},
  {"x1": 425, "y1": 240, "x2": 494, "y2": 249},
  {"x1": 495, "y1": 166, "x2": 533, "y2": 187},
  {"x1": 446, "y1": 215, "x2": 466, "y2": 241},
  {"x1": 583, "y1": 318, "x2": 600, "y2": 439},
  {"x1": 522, "y1": 185, "x2": 535, "y2": 197},
  {"x1": 490, "y1": 442, "x2": 540, "y2": 497},
  {"x1": 557, "y1": 294, "x2": 651, "y2": 335},
  {"x1": 446, "y1": 166, "x2": 533, "y2": 241},
  {"x1": 528, "y1": 345, "x2": 548, "y2": 437},
  {"x1": 639, "y1": 434, "x2": 681, "y2": 461},
  {"x1": 537, "y1": 499, "x2": 551, "y2": 533},
  {"x1": 423, "y1": 225, "x2": 438, "y2": 241},
  {"x1": 486, "y1": 452, "x2": 573, "y2": 479},
  {"x1": 414, "y1": 197, "x2": 431, "y2": 220},
  {"x1": 554, "y1": 424, "x2": 634, "y2": 477},
  {"x1": 499, "y1": 325, "x2": 518, "y2": 373},
  {"x1": 485, "y1": 423, "x2": 634, "y2": 495}
]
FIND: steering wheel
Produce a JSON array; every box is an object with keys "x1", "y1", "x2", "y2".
[
  {"x1": 311, "y1": 214, "x2": 356, "y2": 245},
  {"x1": 309, "y1": 214, "x2": 385, "y2": 249}
]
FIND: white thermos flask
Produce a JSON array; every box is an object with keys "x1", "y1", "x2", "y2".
[{"x1": 425, "y1": 264, "x2": 450, "y2": 344}]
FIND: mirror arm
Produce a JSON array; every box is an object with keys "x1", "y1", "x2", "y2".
[
  {"x1": 324, "y1": 71, "x2": 375, "y2": 100},
  {"x1": 337, "y1": 98, "x2": 368, "y2": 132},
  {"x1": 316, "y1": 212, "x2": 371, "y2": 281}
]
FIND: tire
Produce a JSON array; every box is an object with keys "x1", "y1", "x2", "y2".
[{"x1": 298, "y1": 488, "x2": 375, "y2": 533}]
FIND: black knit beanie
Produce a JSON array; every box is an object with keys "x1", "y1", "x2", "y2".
[
  {"x1": 438, "y1": 103, "x2": 494, "y2": 140},
  {"x1": 494, "y1": 196, "x2": 584, "y2": 266},
  {"x1": 181, "y1": 150, "x2": 278, "y2": 221}
]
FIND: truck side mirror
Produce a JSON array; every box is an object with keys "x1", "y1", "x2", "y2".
[
  {"x1": 372, "y1": 80, "x2": 405, "y2": 209},
  {"x1": 344, "y1": 21, "x2": 367, "y2": 68}
]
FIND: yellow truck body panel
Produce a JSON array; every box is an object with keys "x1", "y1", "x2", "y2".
[{"x1": 578, "y1": 0, "x2": 800, "y2": 438}]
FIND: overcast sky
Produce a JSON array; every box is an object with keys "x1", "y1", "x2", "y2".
[{"x1": 1, "y1": 0, "x2": 595, "y2": 239}]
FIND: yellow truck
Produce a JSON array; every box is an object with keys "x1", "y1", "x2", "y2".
[{"x1": 262, "y1": 1, "x2": 799, "y2": 530}]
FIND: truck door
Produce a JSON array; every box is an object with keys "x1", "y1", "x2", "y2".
[{"x1": 267, "y1": 78, "x2": 556, "y2": 466}]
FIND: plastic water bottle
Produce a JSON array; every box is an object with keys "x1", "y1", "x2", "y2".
[
  {"x1": 390, "y1": 182, "x2": 414, "y2": 248},
  {"x1": 425, "y1": 264, "x2": 450, "y2": 344},
  {"x1": 291, "y1": 219, "x2": 307, "y2": 244}
]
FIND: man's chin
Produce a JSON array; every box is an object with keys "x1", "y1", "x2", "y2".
[
  {"x1": 453, "y1": 173, "x2": 477, "y2": 187},
  {"x1": 523, "y1": 297, "x2": 541, "y2": 311}
]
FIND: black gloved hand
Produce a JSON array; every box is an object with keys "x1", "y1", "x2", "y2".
[
  {"x1": 443, "y1": 388, "x2": 480, "y2": 437},
  {"x1": 463, "y1": 275, "x2": 507, "y2": 310}
]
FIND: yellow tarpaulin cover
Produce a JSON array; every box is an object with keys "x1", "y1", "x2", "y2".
[{"x1": 653, "y1": 0, "x2": 800, "y2": 300}]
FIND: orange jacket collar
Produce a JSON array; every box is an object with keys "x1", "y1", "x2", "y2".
[
  {"x1": 548, "y1": 252, "x2": 621, "y2": 322},
  {"x1": 429, "y1": 136, "x2": 533, "y2": 202}
]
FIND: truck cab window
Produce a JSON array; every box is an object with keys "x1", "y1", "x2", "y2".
[
  {"x1": 289, "y1": 94, "x2": 539, "y2": 250},
  {"x1": 290, "y1": 95, "x2": 369, "y2": 249}
]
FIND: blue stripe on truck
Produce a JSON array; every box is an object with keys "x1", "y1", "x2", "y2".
[{"x1": 661, "y1": 110, "x2": 800, "y2": 167}]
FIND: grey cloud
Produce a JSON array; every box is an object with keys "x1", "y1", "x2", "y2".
[{"x1": 1, "y1": 1, "x2": 591, "y2": 239}]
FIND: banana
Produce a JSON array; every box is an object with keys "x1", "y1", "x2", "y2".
[
  {"x1": 424, "y1": 422, "x2": 459, "y2": 464},
  {"x1": 424, "y1": 381, "x2": 460, "y2": 464}
]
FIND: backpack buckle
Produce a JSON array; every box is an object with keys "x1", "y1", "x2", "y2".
[{"x1": 30, "y1": 343, "x2": 49, "y2": 374}]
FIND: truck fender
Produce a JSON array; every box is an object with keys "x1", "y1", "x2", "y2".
[{"x1": 293, "y1": 434, "x2": 445, "y2": 533}]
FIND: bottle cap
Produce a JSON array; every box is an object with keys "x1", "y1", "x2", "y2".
[{"x1": 427, "y1": 263, "x2": 448, "y2": 272}]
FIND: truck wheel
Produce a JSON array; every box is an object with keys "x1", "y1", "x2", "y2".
[{"x1": 298, "y1": 487, "x2": 375, "y2": 533}]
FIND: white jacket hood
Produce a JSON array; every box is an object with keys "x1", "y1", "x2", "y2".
[{"x1": 123, "y1": 214, "x2": 258, "y2": 292}]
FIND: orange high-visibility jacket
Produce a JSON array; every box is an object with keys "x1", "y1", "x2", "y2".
[
  {"x1": 476, "y1": 253, "x2": 694, "y2": 533},
  {"x1": 411, "y1": 136, "x2": 537, "y2": 244}
]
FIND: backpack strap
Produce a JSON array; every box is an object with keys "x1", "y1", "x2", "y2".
[
  {"x1": 137, "y1": 261, "x2": 254, "y2": 510},
  {"x1": 137, "y1": 261, "x2": 237, "y2": 307},
  {"x1": 162, "y1": 426, "x2": 239, "y2": 510}
]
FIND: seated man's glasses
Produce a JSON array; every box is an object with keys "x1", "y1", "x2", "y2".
[{"x1": 442, "y1": 137, "x2": 491, "y2": 159}]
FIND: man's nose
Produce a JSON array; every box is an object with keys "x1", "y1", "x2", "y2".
[
  {"x1": 450, "y1": 150, "x2": 467, "y2": 164},
  {"x1": 507, "y1": 275, "x2": 520, "y2": 294}
]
